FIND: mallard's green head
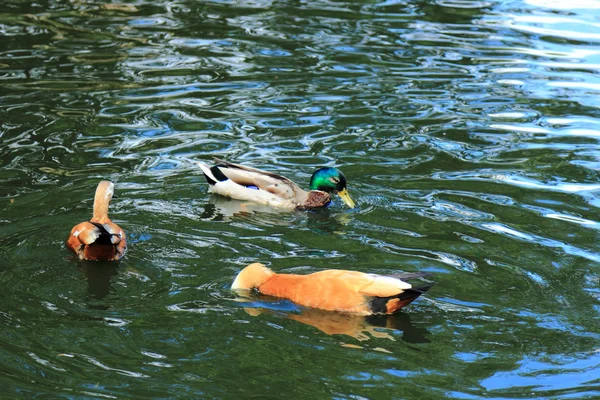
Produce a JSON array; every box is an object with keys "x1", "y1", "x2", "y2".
[{"x1": 309, "y1": 167, "x2": 355, "y2": 208}]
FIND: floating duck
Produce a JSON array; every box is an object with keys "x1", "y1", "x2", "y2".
[
  {"x1": 66, "y1": 180, "x2": 126, "y2": 261},
  {"x1": 197, "y1": 158, "x2": 355, "y2": 210},
  {"x1": 232, "y1": 263, "x2": 433, "y2": 315}
]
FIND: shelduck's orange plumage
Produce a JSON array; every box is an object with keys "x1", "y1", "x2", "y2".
[
  {"x1": 66, "y1": 181, "x2": 126, "y2": 261},
  {"x1": 232, "y1": 263, "x2": 433, "y2": 315}
]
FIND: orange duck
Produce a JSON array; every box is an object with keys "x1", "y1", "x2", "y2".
[
  {"x1": 66, "y1": 180, "x2": 126, "y2": 261},
  {"x1": 232, "y1": 263, "x2": 433, "y2": 315}
]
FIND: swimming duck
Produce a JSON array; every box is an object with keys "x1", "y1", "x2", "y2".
[
  {"x1": 197, "y1": 158, "x2": 355, "y2": 210},
  {"x1": 232, "y1": 263, "x2": 433, "y2": 315},
  {"x1": 66, "y1": 180, "x2": 126, "y2": 261}
]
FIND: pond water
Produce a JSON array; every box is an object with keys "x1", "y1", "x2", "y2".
[{"x1": 1, "y1": 0, "x2": 599, "y2": 398}]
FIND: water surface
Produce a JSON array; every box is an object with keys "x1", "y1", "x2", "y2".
[{"x1": 1, "y1": 0, "x2": 600, "y2": 398}]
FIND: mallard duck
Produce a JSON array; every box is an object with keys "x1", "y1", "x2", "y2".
[
  {"x1": 232, "y1": 263, "x2": 433, "y2": 315},
  {"x1": 66, "y1": 180, "x2": 126, "y2": 261},
  {"x1": 197, "y1": 158, "x2": 355, "y2": 210}
]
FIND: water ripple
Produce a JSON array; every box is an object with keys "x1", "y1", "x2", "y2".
[{"x1": 2, "y1": 0, "x2": 600, "y2": 397}]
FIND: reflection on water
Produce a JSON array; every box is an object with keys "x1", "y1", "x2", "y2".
[
  {"x1": 201, "y1": 195, "x2": 356, "y2": 233},
  {"x1": 200, "y1": 197, "x2": 293, "y2": 224},
  {"x1": 244, "y1": 306, "x2": 431, "y2": 343},
  {"x1": 1, "y1": 0, "x2": 600, "y2": 397},
  {"x1": 79, "y1": 261, "x2": 119, "y2": 300}
]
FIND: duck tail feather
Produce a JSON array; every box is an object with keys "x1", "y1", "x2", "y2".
[
  {"x1": 369, "y1": 283, "x2": 434, "y2": 314},
  {"x1": 197, "y1": 162, "x2": 227, "y2": 185},
  {"x1": 403, "y1": 283, "x2": 434, "y2": 296},
  {"x1": 210, "y1": 165, "x2": 229, "y2": 182}
]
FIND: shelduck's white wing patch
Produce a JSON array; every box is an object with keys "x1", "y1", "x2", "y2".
[{"x1": 358, "y1": 275, "x2": 412, "y2": 297}]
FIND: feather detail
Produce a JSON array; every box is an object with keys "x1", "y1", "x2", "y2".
[
  {"x1": 213, "y1": 158, "x2": 297, "y2": 183},
  {"x1": 358, "y1": 274, "x2": 412, "y2": 297},
  {"x1": 71, "y1": 222, "x2": 101, "y2": 245},
  {"x1": 212, "y1": 159, "x2": 306, "y2": 199},
  {"x1": 197, "y1": 162, "x2": 220, "y2": 185}
]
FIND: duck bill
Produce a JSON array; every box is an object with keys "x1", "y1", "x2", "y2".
[{"x1": 337, "y1": 188, "x2": 356, "y2": 209}]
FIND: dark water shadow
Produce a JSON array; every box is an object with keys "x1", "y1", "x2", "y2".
[
  {"x1": 365, "y1": 312, "x2": 431, "y2": 344},
  {"x1": 305, "y1": 207, "x2": 354, "y2": 235},
  {"x1": 77, "y1": 260, "x2": 119, "y2": 301}
]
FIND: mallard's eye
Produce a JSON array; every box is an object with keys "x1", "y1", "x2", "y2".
[{"x1": 329, "y1": 177, "x2": 340, "y2": 184}]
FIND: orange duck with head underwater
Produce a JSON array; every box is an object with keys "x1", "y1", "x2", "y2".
[
  {"x1": 66, "y1": 180, "x2": 126, "y2": 261},
  {"x1": 232, "y1": 263, "x2": 433, "y2": 315}
]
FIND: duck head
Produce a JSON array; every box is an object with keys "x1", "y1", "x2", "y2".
[{"x1": 309, "y1": 167, "x2": 355, "y2": 208}]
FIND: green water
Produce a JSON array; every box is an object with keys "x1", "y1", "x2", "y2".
[{"x1": 1, "y1": 0, "x2": 600, "y2": 398}]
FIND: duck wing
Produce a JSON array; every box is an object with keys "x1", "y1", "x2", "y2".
[
  {"x1": 341, "y1": 271, "x2": 413, "y2": 297},
  {"x1": 369, "y1": 283, "x2": 434, "y2": 314},
  {"x1": 68, "y1": 221, "x2": 104, "y2": 247},
  {"x1": 212, "y1": 158, "x2": 307, "y2": 200},
  {"x1": 67, "y1": 221, "x2": 126, "y2": 257},
  {"x1": 332, "y1": 270, "x2": 433, "y2": 314}
]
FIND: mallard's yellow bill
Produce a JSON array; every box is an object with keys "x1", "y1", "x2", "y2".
[{"x1": 337, "y1": 188, "x2": 356, "y2": 209}]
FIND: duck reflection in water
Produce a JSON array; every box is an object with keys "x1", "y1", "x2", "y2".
[
  {"x1": 242, "y1": 303, "x2": 430, "y2": 343},
  {"x1": 201, "y1": 196, "x2": 353, "y2": 233},
  {"x1": 78, "y1": 260, "x2": 118, "y2": 300},
  {"x1": 201, "y1": 197, "x2": 291, "y2": 225}
]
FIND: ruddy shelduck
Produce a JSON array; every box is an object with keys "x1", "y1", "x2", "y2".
[
  {"x1": 232, "y1": 263, "x2": 433, "y2": 315},
  {"x1": 66, "y1": 180, "x2": 126, "y2": 261}
]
